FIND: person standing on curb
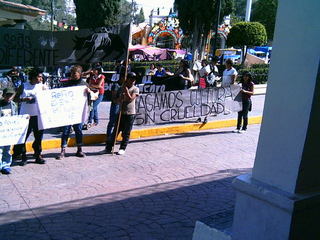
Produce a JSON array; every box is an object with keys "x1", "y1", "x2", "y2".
[
  {"x1": 105, "y1": 72, "x2": 139, "y2": 155},
  {"x1": 0, "y1": 88, "x2": 18, "y2": 174},
  {"x1": 233, "y1": 72, "x2": 254, "y2": 133},
  {"x1": 86, "y1": 66, "x2": 105, "y2": 128},
  {"x1": 222, "y1": 59, "x2": 238, "y2": 115},
  {"x1": 17, "y1": 68, "x2": 47, "y2": 166},
  {"x1": 56, "y1": 65, "x2": 88, "y2": 160}
]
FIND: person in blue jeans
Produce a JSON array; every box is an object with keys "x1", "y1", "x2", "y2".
[
  {"x1": 56, "y1": 65, "x2": 88, "y2": 160},
  {"x1": 0, "y1": 88, "x2": 17, "y2": 174},
  {"x1": 86, "y1": 66, "x2": 105, "y2": 127},
  {"x1": 106, "y1": 79, "x2": 122, "y2": 141}
]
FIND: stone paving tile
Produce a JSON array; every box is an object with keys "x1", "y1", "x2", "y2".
[{"x1": 0, "y1": 124, "x2": 260, "y2": 239}]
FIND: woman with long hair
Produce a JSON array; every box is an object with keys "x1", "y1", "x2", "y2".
[{"x1": 234, "y1": 72, "x2": 254, "y2": 133}]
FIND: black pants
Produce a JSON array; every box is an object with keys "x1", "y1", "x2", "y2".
[
  {"x1": 106, "y1": 114, "x2": 135, "y2": 151},
  {"x1": 237, "y1": 99, "x2": 251, "y2": 130},
  {"x1": 14, "y1": 116, "x2": 44, "y2": 157}
]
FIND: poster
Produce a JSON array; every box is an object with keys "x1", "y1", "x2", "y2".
[
  {"x1": 36, "y1": 86, "x2": 88, "y2": 130},
  {"x1": 0, "y1": 114, "x2": 29, "y2": 146},
  {"x1": 135, "y1": 85, "x2": 242, "y2": 125}
]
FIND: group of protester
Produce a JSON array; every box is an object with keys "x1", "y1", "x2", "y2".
[
  {"x1": 0, "y1": 65, "x2": 139, "y2": 175},
  {"x1": 0, "y1": 58, "x2": 254, "y2": 175}
]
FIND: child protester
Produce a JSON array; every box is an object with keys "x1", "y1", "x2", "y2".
[{"x1": 0, "y1": 88, "x2": 17, "y2": 174}]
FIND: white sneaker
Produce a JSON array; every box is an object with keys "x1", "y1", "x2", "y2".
[
  {"x1": 117, "y1": 149, "x2": 126, "y2": 155},
  {"x1": 239, "y1": 130, "x2": 247, "y2": 134},
  {"x1": 233, "y1": 129, "x2": 240, "y2": 133}
]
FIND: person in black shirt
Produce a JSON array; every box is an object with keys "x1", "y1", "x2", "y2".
[{"x1": 233, "y1": 72, "x2": 254, "y2": 133}]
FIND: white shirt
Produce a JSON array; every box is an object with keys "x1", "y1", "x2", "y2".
[
  {"x1": 222, "y1": 67, "x2": 237, "y2": 87},
  {"x1": 20, "y1": 81, "x2": 46, "y2": 116}
]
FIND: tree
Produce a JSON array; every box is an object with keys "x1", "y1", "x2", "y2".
[
  {"x1": 9, "y1": 0, "x2": 76, "y2": 30},
  {"x1": 134, "y1": 8, "x2": 145, "y2": 24},
  {"x1": 73, "y1": 0, "x2": 120, "y2": 29},
  {"x1": 174, "y1": 0, "x2": 234, "y2": 61},
  {"x1": 251, "y1": 0, "x2": 278, "y2": 41},
  {"x1": 227, "y1": 21, "x2": 267, "y2": 63}
]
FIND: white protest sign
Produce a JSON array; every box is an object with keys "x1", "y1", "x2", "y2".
[
  {"x1": 0, "y1": 114, "x2": 29, "y2": 146},
  {"x1": 135, "y1": 85, "x2": 243, "y2": 125},
  {"x1": 36, "y1": 86, "x2": 88, "y2": 130}
]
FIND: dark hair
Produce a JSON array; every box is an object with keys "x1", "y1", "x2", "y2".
[
  {"x1": 201, "y1": 59, "x2": 208, "y2": 65},
  {"x1": 225, "y1": 59, "x2": 234, "y2": 66},
  {"x1": 212, "y1": 56, "x2": 220, "y2": 63},
  {"x1": 242, "y1": 71, "x2": 253, "y2": 82},
  {"x1": 180, "y1": 59, "x2": 190, "y2": 69},
  {"x1": 28, "y1": 68, "x2": 42, "y2": 80},
  {"x1": 92, "y1": 66, "x2": 102, "y2": 74},
  {"x1": 127, "y1": 72, "x2": 137, "y2": 80}
]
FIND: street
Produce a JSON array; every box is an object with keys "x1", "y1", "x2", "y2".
[{"x1": 0, "y1": 124, "x2": 260, "y2": 240}]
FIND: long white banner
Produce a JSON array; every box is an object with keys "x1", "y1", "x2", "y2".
[
  {"x1": 135, "y1": 85, "x2": 243, "y2": 125},
  {"x1": 0, "y1": 114, "x2": 29, "y2": 146},
  {"x1": 37, "y1": 86, "x2": 88, "y2": 130}
]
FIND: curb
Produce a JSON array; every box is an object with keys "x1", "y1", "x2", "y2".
[{"x1": 25, "y1": 116, "x2": 263, "y2": 152}]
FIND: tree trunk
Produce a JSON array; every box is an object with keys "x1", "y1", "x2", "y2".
[{"x1": 191, "y1": 17, "x2": 200, "y2": 63}]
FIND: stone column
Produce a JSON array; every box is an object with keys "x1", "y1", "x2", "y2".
[{"x1": 232, "y1": 0, "x2": 320, "y2": 239}]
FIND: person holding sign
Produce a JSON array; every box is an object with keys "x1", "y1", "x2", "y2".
[
  {"x1": 0, "y1": 88, "x2": 17, "y2": 174},
  {"x1": 222, "y1": 59, "x2": 238, "y2": 115},
  {"x1": 105, "y1": 72, "x2": 139, "y2": 155},
  {"x1": 233, "y1": 72, "x2": 254, "y2": 133},
  {"x1": 16, "y1": 68, "x2": 47, "y2": 166},
  {"x1": 86, "y1": 66, "x2": 105, "y2": 128},
  {"x1": 56, "y1": 65, "x2": 88, "y2": 160}
]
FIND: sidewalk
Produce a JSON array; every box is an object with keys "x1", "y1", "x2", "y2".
[
  {"x1": 0, "y1": 124, "x2": 261, "y2": 240},
  {"x1": 25, "y1": 87, "x2": 266, "y2": 152}
]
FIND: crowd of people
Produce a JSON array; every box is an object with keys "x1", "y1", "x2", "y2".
[{"x1": 0, "y1": 58, "x2": 254, "y2": 175}]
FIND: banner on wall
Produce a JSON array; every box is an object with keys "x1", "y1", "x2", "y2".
[
  {"x1": 0, "y1": 115, "x2": 29, "y2": 146},
  {"x1": 0, "y1": 25, "x2": 130, "y2": 67},
  {"x1": 36, "y1": 86, "x2": 88, "y2": 130},
  {"x1": 135, "y1": 85, "x2": 242, "y2": 125}
]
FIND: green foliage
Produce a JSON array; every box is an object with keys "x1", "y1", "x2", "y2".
[
  {"x1": 174, "y1": 0, "x2": 234, "y2": 36},
  {"x1": 251, "y1": 0, "x2": 278, "y2": 40},
  {"x1": 134, "y1": 8, "x2": 145, "y2": 25},
  {"x1": 218, "y1": 63, "x2": 269, "y2": 84},
  {"x1": 227, "y1": 21, "x2": 267, "y2": 47},
  {"x1": 9, "y1": 0, "x2": 76, "y2": 30},
  {"x1": 74, "y1": 0, "x2": 120, "y2": 29}
]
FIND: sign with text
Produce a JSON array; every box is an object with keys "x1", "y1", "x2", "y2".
[
  {"x1": 135, "y1": 85, "x2": 242, "y2": 125},
  {"x1": 0, "y1": 25, "x2": 130, "y2": 67},
  {"x1": 0, "y1": 115, "x2": 29, "y2": 146},
  {"x1": 36, "y1": 86, "x2": 88, "y2": 130}
]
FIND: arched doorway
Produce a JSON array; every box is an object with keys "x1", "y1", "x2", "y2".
[{"x1": 154, "y1": 31, "x2": 175, "y2": 49}]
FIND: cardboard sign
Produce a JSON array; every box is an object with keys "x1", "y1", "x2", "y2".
[
  {"x1": 135, "y1": 85, "x2": 242, "y2": 125},
  {"x1": 0, "y1": 114, "x2": 29, "y2": 146},
  {"x1": 36, "y1": 86, "x2": 88, "y2": 130}
]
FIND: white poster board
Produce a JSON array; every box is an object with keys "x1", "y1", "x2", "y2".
[
  {"x1": 0, "y1": 114, "x2": 29, "y2": 146},
  {"x1": 135, "y1": 85, "x2": 243, "y2": 125},
  {"x1": 37, "y1": 86, "x2": 88, "y2": 130}
]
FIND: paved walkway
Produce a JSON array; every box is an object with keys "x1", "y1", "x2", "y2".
[{"x1": 0, "y1": 124, "x2": 261, "y2": 240}]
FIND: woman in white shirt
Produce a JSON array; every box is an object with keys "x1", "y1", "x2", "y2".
[
  {"x1": 222, "y1": 59, "x2": 238, "y2": 87},
  {"x1": 17, "y1": 68, "x2": 47, "y2": 166}
]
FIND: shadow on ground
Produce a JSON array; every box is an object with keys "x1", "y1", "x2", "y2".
[{"x1": 0, "y1": 168, "x2": 251, "y2": 240}]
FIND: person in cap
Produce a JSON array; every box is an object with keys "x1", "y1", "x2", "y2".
[
  {"x1": 105, "y1": 72, "x2": 139, "y2": 155},
  {"x1": 0, "y1": 88, "x2": 17, "y2": 174}
]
